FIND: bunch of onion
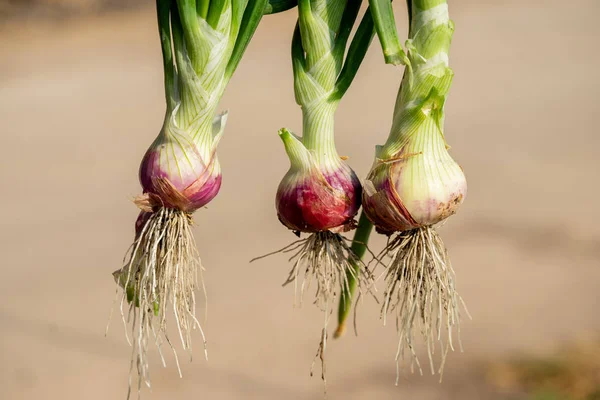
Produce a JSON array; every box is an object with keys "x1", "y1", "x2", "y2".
[
  {"x1": 352, "y1": 0, "x2": 468, "y2": 380},
  {"x1": 251, "y1": 0, "x2": 375, "y2": 382},
  {"x1": 109, "y1": 0, "x2": 268, "y2": 396}
]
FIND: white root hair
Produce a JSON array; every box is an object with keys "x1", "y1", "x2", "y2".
[
  {"x1": 111, "y1": 207, "x2": 207, "y2": 399},
  {"x1": 252, "y1": 231, "x2": 374, "y2": 385},
  {"x1": 379, "y1": 226, "x2": 469, "y2": 384}
]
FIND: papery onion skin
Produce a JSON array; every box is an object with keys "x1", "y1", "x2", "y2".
[
  {"x1": 138, "y1": 138, "x2": 222, "y2": 213},
  {"x1": 276, "y1": 164, "x2": 361, "y2": 233},
  {"x1": 362, "y1": 146, "x2": 467, "y2": 235}
]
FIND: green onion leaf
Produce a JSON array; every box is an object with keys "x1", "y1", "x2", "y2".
[
  {"x1": 156, "y1": 0, "x2": 177, "y2": 110},
  {"x1": 207, "y1": 0, "x2": 227, "y2": 28},
  {"x1": 225, "y1": 0, "x2": 269, "y2": 81},
  {"x1": 335, "y1": 211, "x2": 373, "y2": 337},
  {"x1": 369, "y1": 0, "x2": 408, "y2": 65},
  {"x1": 264, "y1": 0, "x2": 297, "y2": 14},
  {"x1": 331, "y1": 6, "x2": 376, "y2": 101}
]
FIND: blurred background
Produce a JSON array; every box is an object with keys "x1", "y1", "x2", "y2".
[{"x1": 1, "y1": 0, "x2": 599, "y2": 399}]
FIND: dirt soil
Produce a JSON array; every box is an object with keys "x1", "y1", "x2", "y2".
[{"x1": 1, "y1": 0, "x2": 599, "y2": 399}]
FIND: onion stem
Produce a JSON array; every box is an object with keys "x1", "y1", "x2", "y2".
[
  {"x1": 197, "y1": 0, "x2": 209, "y2": 19},
  {"x1": 334, "y1": 0, "x2": 364, "y2": 59},
  {"x1": 175, "y1": 0, "x2": 204, "y2": 70},
  {"x1": 368, "y1": 0, "x2": 408, "y2": 65},
  {"x1": 264, "y1": 0, "x2": 298, "y2": 14},
  {"x1": 290, "y1": 0, "x2": 375, "y2": 158},
  {"x1": 224, "y1": 0, "x2": 269, "y2": 81},
  {"x1": 334, "y1": 210, "x2": 373, "y2": 337},
  {"x1": 206, "y1": 0, "x2": 227, "y2": 28},
  {"x1": 330, "y1": 6, "x2": 376, "y2": 101},
  {"x1": 157, "y1": 0, "x2": 177, "y2": 111}
]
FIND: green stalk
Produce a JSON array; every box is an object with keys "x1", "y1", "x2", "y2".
[
  {"x1": 166, "y1": 0, "x2": 270, "y2": 146},
  {"x1": 334, "y1": 211, "x2": 373, "y2": 337},
  {"x1": 382, "y1": 0, "x2": 454, "y2": 157},
  {"x1": 157, "y1": 0, "x2": 177, "y2": 111},
  {"x1": 197, "y1": 0, "x2": 210, "y2": 19},
  {"x1": 289, "y1": 0, "x2": 347, "y2": 163},
  {"x1": 175, "y1": 0, "x2": 204, "y2": 71},
  {"x1": 291, "y1": 0, "x2": 375, "y2": 161},
  {"x1": 206, "y1": 0, "x2": 227, "y2": 28},
  {"x1": 170, "y1": 2, "x2": 202, "y2": 130},
  {"x1": 264, "y1": 0, "x2": 297, "y2": 14},
  {"x1": 333, "y1": 0, "x2": 364, "y2": 60},
  {"x1": 170, "y1": 2, "x2": 187, "y2": 96},
  {"x1": 224, "y1": 0, "x2": 269, "y2": 82},
  {"x1": 330, "y1": 6, "x2": 376, "y2": 101},
  {"x1": 369, "y1": 0, "x2": 408, "y2": 65}
]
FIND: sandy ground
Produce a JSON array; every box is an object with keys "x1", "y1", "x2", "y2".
[{"x1": 1, "y1": 0, "x2": 599, "y2": 399}]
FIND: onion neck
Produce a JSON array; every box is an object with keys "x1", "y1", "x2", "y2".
[
  {"x1": 301, "y1": 101, "x2": 340, "y2": 167},
  {"x1": 380, "y1": 0, "x2": 454, "y2": 159},
  {"x1": 287, "y1": 0, "x2": 353, "y2": 169},
  {"x1": 163, "y1": 0, "x2": 232, "y2": 157}
]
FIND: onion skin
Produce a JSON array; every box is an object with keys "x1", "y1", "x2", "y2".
[
  {"x1": 137, "y1": 112, "x2": 226, "y2": 213},
  {"x1": 362, "y1": 144, "x2": 467, "y2": 235},
  {"x1": 276, "y1": 163, "x2": 361, "y2": 233},
  {"x1": 139, "y1": 143, "x2": 222, "y2": 213}
]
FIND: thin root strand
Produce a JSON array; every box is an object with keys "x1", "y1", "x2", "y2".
[
  {"x1": 380, "y1": 226, "x2": 467, "y2": 382},
  {"x1": 254, "y1": 231, "x2": 374, "y2": 386},
  {"x1": 111, "y1": 207, "x2": 206, "y2": 399}
]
